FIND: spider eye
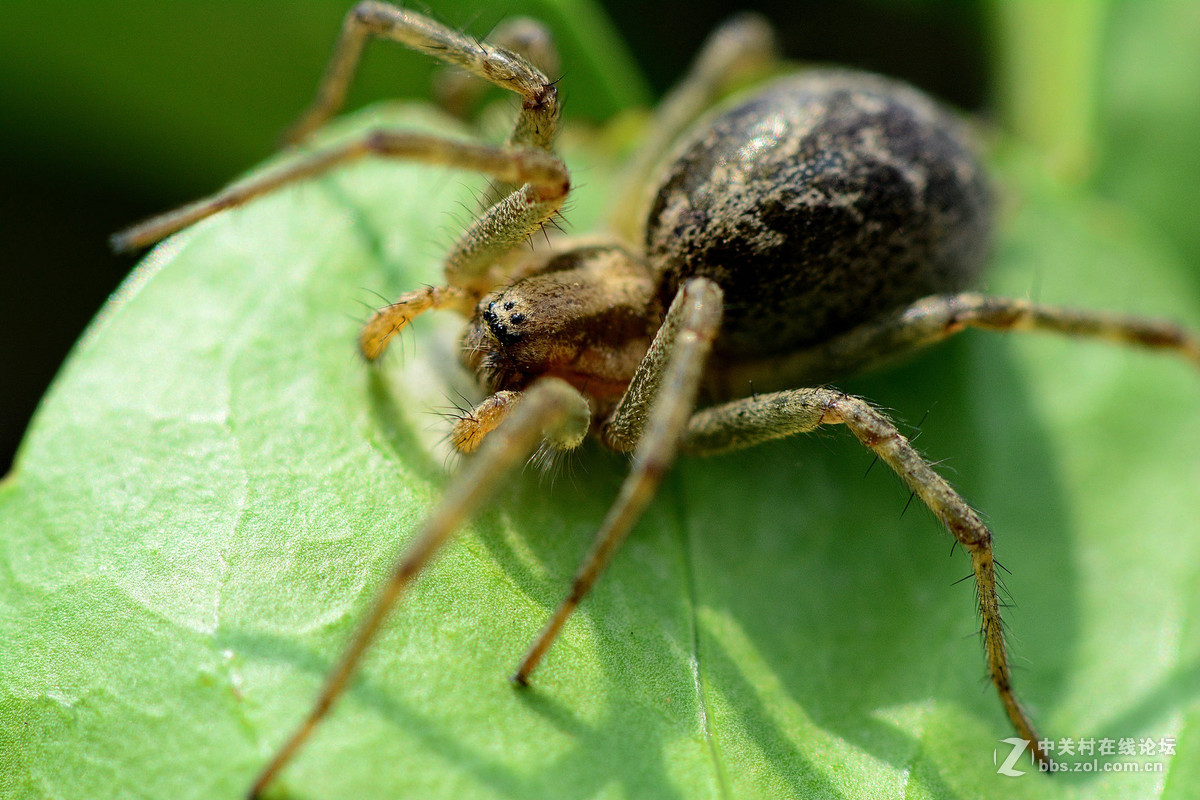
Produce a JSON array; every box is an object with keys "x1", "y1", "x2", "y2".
[{"x1": 482, "y1": 301, "x2": 523, "y2": 346}]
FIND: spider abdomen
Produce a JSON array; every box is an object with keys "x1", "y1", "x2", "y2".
[{"x1": 646, "y1": 70, "x2": 993, "y2": 356}]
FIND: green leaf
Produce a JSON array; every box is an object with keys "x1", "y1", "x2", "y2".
[
  {"x1": 3, "y1": 13, "x2": 1199, "y2": 800},
  {"x1": 1093, "y1": 0, "x2": 1200, "y2": 271}
]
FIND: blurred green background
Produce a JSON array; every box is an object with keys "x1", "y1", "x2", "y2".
[{"x1": 1, "y1": 0, "x2": 1198, "y2": 476}]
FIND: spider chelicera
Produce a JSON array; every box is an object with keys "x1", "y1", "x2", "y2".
[{"x1": 113, "y1": 4, "x2": 1200, "y2": 795}]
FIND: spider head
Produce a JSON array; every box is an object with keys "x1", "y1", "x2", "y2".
[
  {"x1": 462, "y1": 287, "x2": 561, "y2": 391},
  {"x1": 460, "y1": 244, "x2": 660, "y2": 403}
]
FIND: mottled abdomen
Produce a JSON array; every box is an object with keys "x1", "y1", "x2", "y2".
[{"x1": 645, "y1": 70, "x2": 993, "y2": 356}]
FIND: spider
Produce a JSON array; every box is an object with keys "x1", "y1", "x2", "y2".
[{"x1": 113, "y1": 4, "x2": 1200, "y2": 796}]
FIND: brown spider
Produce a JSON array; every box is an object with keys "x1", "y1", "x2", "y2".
[{"x1": 113, "y1": 4, "x2": 1200, "y2": 795}]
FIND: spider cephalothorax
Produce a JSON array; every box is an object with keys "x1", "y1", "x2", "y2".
[{"x1": 461, "y1": 244, "x2": 658, "y2": 411}]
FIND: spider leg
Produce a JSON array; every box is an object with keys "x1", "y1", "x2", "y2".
[
  {"x1": 681, "y1": 387, "x2": 1052, "y2": 767},
  {"x1": 446, "y1": 390, "x2": 522, "y2": 454},
  {"x1": 112, "y1": 131, "x2": 568, "y2": 260},
  {"x1": 609, "y1": 13, "x2": 778, "y2": 240},
  {"x1": 112, "y1": 128, "x2": 570, "y2": 360},
  {"x1": 359, "y1": 284, "x2": 476, "y2": 361},
  {"x1": 284, "y1": 3, "x2": 560, "y2": 150},
  {"x1": 716, "y1": 292, "x2": 1200, "y2": 394},
  {"x1": 112, "y1": 5, "x2": 570, "y2": 343},
  {"x1": 247, "y1": 377, "x2": 590, "y2": 800},
  {"x1": 513, "y1": 276, "x2": 724, "y2": 683},
  {"x1": 434, "y1": 17, "x2": 560, "y2": 123}
]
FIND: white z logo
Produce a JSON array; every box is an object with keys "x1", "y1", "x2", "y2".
[{"x1": 994, "y1": 738, "x2": 1030, "y2": 776}]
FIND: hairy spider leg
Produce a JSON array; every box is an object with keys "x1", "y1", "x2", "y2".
[
  {"x1": 284, "y1": 2, "x2": 560, "y2": 151},
  {"x1": 248, "y1": 377, "x2": 591, "y2": 799},
  {"x1": 677, "y1": 386, "x2": 1051, "y2": 765},
  {"x1": 513, "y1": 276, "x2": 724, "y2": 681},
  {"x1": 111, "y1": 130, "x2": 569, "y2": 305},
  {"x1": 112, "y1": 7, "x2": 572, "y2": 361},
  {"x1": 714, "y1": 292, "x2": 1200, "y2": 395},
  {"x1": 447, "y1": 390, "x2": 523, "y2": 454},
  {"x1": 684, "y1": 290, "x2": 1200, "y2": 767},
  {"x1": 358, "y1": 284, "x2": 477, "y2": 361},
  {"x1": 435, "y1": 16, "x2": 560, "y2": 121}
]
